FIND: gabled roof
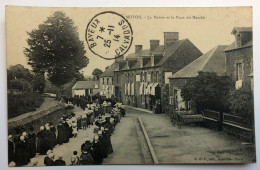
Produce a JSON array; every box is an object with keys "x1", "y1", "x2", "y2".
[
  {"x1": 232, "y1": 27, "x2": 252, "y2": 34},
  {"x1": 72, "y1": 81, "x2": 99, "y2": 90},
  {"x1": 169, "y1": 45, "x2": 228, "y2": 79},
  {"x1": 119, "y1": 39, "x2": 190, "y2": 70},
  {"x1": 100, "y1": 62, "x2": 118, "y2": 77}
]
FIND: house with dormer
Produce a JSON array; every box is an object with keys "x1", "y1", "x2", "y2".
[
  {"x1": 224, "y1": 27, "x2": 253, "y2": 91},
  {"x1": 113, "y1": 32, "x2": 202, "y2": 111}
]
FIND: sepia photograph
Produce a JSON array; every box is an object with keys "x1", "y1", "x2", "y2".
[{"x1": 5, "y1": 6, "x2": 255, "y2": 167}]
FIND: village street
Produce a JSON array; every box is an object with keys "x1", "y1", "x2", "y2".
[{"x1": 25, "y1": 106, "x2": 255, "y2": 166}]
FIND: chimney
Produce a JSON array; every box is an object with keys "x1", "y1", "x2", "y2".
[
  {"x1": 115, "y1": 55, "x2": 124, "y2": 62},
  {"x1": 150, "y1": 40, "x2": 160, "y2": 52},
  {"x1": 135, "y1": 45, "x2": 143, "y2": 54},
  {"x1": 164, "y1": 32, "x2": 179, "y2": 47}
]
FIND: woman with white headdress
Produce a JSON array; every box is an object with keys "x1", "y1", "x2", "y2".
[
  {"x1": 15, "y1": 136, "x2": 30, "y2": 166},
  {"x1": 36, "y1": 126, "x2": 45, "y2": 154},
  {"x1": 8, "y1": 134, "x2": 15, "y2": 164}
]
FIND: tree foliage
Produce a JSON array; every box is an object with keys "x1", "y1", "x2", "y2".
[
  {"x1": 31, "y1": 74, "x2": 46, "y2": 93},
  {"x1": 7, "y1": 64, "x2": 33, "y2": 82},
  {"x1": 228, "y1": 87, "x2": 254, "y2": 117},
  {"x1": 181, "y1": 71, "x2": 234, "y2": 112},
  {"x1": 92, "y1": 68, "x2": 103, "y2": 80},
  {"x1": 24, "y1": 11, "x2": 89, "y2": 87}
]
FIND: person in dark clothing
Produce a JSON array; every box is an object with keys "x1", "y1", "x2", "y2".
[
  {"x1": 8, "y1": 135, "x2": 15, "y2": 164},
  {"x1": 27, "y1": 126, "x2": 36, "y2": 158},
  {"x1": 92, "y1": 135, "x2": 104, "y2": 165},
  {"x1": 54, "y1": 155, "x2": 66, "y2": 166},
  {"x1": 15, "y1": 136, "x2": 30, "y2": 166},
  {"x1": 77, "y1": 116, "x2": 82, "y2": 130},
  {"x1": 80, "y1": 150, "x2": 94, "y2": 165},
  {"x1": 97, "y1": 130, "x2": 107, "y2": 158},
  {"x1": 57, "y1": 121, "x2": 65, "y2": 145},
  {"x1": 49, "y1": 122, "x2": 57, "y2": 148},
  {"x1": 36, "y1": 126, "x2": 45, "y2": 154},
  {"x1": 45, "y1": 126, "x2": 52, "y2": 151},
  {"x1": 62, "y1": 121, "x2": 70, "y2": 143},
  {"x1": 45, "y1": 152, "x2": 55, "y2": 166},
  {"x1": 104, "y1": 127, "x2": 113, "y2": 154}
]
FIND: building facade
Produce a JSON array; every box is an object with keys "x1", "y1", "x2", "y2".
[
  {"x1": 99, "y1": 62, "x2": 118, "y2": 98},
  {"x1": 113, "y1": 32, "x2": 203, "y2": 111},
  {"x1": 168, "y1": 45, "x2": 228, "y2": 110},
  {"x1": 72, "y1": 81, "x2": 99, "y2": 97},
  {"x1": 224, "y1": 27, "x2": 253, "y2": 91}
]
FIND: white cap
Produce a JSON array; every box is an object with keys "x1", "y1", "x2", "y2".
[
  {"x1": 46, "y1": 126, "x2": 50, "y2": 131},
  {"x1": 98, "y1": 130, "x2": 102, "y2": 135},
  {"x1": 22, "y1": 132, "x2": 27, "y2": 136},
  {"x1": 8, "y1": 135, "x2": 12, "y2": 139},
  {"x1": 46, "y1": 149, "x2": 52, "y2": 155},
  {"x1": 48, "y1": 152, "x2": 55, "y2": 158},
  {"x1": 20, "y1": 136, "x2": 25, "y2": 141},
  {"x1": 101, "y1": 127, "x2": 105, "y2": 131},
  {"x1": 40, "y1": 126, "x2": 44, "y2": 131},
  {"x1": 94, "y1": 135, "x2": 99, "y2": 140},
  {"x1": 31, "y1": 158, "x2": 38, "y2": 165},
  {"x1": 8, "y1": 161, "x2": 16, "y2": 167}
]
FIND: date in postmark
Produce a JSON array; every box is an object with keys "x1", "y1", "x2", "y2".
[{"x1": 85, "y1": 11, "x2": 133, "y2": 60}]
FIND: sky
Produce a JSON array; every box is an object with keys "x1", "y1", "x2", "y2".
[{"x1": 6, "y1": 6, "x2": 252, "y2": 77}]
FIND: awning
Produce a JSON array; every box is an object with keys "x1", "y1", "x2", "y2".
[
  {"x1": 128, "y1": 83, "x2": 131, "y2": 95},
  {"x1": 131, "y1": 83, "x2": 135, "y2": 95},
  {"x1": 139, "y1": 83, "x2": 144, "y2": 95},
  {"x1": 151, "y1": 83, "x2": 159, "y2": 95},
  {"x1": 111, "y1": 85, "x2": 114, "y2": 94},
  {"x1": 125, "y1": 83, "x2": 127, "y2": 95},
  {"x1": 146, "y1": 83, "x2": 153, "y2": 95}
]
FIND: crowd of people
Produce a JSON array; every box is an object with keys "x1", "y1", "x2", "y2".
[{"x1": 8, "y1": 98, "x2": 126, "y2": 167}]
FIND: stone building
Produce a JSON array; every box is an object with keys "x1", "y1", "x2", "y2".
[
  {"x1": 168, "y1": 45, "x2": 228, "y2": 110},
  {"x1": 113, "y1": 32, "x2": 203, "y2": 112},
  {"x1": 99, "y1": 62, "x2": 118, "y2": 98},
  {"x1": 72, "y1": 81, "x2": 99, "y2": 97},
  {"x1": 224, "y1": 27, "x2": 253, "y2": 91}
]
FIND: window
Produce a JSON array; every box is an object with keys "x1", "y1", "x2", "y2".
[
  {"x1": 102, "y1": 78, "x2": 104, "y2": 85},
  {"x1": 144, "y1": 72, "x2": 147, "y2": 82},
  {"x1": 187, "y1": 101, "x2": 191, "y2": 110},
  {"x1": 151, "y1": 72, "x2": 154, "y2": 83},
  {"x1": 112, "y1": 78, "x2": 114, "y2": 85},
  {"x1": 236, "y1": 63, "x2": 243, "y2": 80},
  {"x1": 156, "y1": 71, "x2": 159, "y2": 83},
  {"x1": 90, "y1": 89, "x2": 93, "y2": 94},
  {"x1": 169, "y1": 96, "x2": 174, "y2": 105},
  {"x1": 140, "y1": 73, "x2": 143, "y2": 82},
  {"x1": 107, "y1": 78, "x2": 109, "y2": 84}
]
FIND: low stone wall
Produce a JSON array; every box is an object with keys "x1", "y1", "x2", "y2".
[
  {"x1": 223, "y1": 122, "x2": 253, "y2": 142},
  {"x1": 202, "y1": 109, "x2": 223, "y2": 131},
  {"x1": 8, "y1": 104, "x2": 64, "y2": 130}
]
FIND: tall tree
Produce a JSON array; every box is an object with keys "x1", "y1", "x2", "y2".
[
  {"x1": 92, "y1": 68, "x2": 103, "y2": 80},
  {"x1": 24, "y1": 11, "x2": 88, "y2": 97}
]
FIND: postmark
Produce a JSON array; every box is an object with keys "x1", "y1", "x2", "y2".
[{"x1": 85, "y1": 11, "x2": 133, "y2": 60}]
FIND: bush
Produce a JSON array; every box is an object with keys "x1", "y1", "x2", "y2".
[
  {"x1": 228, "y1": 87, "x2": 254, "y2": 118},
  {"x1": 8, "y1": 92, "x2": 44, "y2": 119},
  {"x1": 182, "y1": 71, "x2": 234, "y2": 112}
]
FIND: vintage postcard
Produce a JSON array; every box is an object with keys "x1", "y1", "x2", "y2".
[{"x1": 6, "y1": 6, "x2": 255, "y2": 166}]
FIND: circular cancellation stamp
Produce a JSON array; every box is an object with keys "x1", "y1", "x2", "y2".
[{"x1": 85, "y1": 11, "x2": 133, "y2": 60}]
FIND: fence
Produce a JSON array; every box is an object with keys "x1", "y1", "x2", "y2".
[{"x1": 201, "y1": 109, "x2": 254, "y2": 142}]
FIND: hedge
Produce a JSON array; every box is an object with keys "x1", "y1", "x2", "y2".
[{"x1": 8, "y1": 92, "x2": 44, "y2": 119}]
